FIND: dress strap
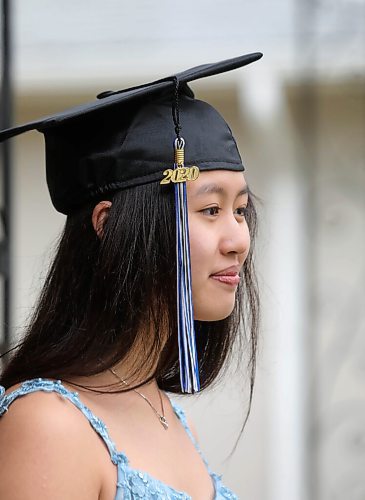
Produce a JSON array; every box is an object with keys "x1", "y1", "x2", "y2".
[
  {"x1": 0, "y1": 378, "x2": 127, "y2": 467},
  {"x1": 168, "y1": 397, "x2": 212, "y2": 471}
]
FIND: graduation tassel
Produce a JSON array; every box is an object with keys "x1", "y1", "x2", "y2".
[
  {"x1": 173, "y1": 137, "x2": 200, "y2": 393},
  {"x1": 157, "y1": 77, "x2": 200, "y2": 393}
]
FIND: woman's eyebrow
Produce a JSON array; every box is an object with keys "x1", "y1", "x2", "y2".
[
  {"x1": 194, "y1": 183, "x2": 249, "y2": 197},
  {"x1": 195, "y1": 183, "x2": 224, "y2": 196},
  {"x1": 237, "y1": 185, "x2": 249, "y2": 197}
]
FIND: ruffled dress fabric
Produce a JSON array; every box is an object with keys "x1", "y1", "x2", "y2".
[{"x1": 0, "y1": 378, "x2": 237, "y2": 499}]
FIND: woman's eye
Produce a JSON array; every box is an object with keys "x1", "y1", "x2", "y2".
[
  {"x1": 201, "y1": 206, "x2": 220, "y2": 216},
  {"x1": 235, "y1": 206, "x2": 248, "y2": 217}
]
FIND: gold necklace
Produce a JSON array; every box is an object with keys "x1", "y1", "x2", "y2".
[{"x1": 108, "y1": 367, "x2": 169, "y2": 430}]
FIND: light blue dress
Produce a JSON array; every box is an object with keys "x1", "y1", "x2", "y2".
[{"x1": 0, "y1": 378, "x2": 238, "y2": 499}]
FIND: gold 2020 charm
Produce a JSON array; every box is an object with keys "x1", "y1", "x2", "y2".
[{"x1": 160, "y1": 166, "x2": 200, "y2": 184}]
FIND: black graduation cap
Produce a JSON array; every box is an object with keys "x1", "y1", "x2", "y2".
[
  {"x1": 0, "y1": 52, "x2": 263, "y2": 393},
  {"x1": 0, "y1": 52, "x2": 262, "y2": 215}
]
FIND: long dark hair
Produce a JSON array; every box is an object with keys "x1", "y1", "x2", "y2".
[{"x1": 0, "y1": 180, "x2": 259, "y2": 442}]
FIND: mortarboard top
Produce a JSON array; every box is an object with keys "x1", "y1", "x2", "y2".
[{"x1": 0, "y1": 52, "x2": 262, "y2": 215}]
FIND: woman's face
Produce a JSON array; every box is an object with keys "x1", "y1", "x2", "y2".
[{"x1": 187, "y1": 170, "x2": 250, "y2": 321}]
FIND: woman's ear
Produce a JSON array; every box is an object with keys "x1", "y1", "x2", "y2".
[{"x1": 92, "y1": 201, "x2": 112, "y2": 238}]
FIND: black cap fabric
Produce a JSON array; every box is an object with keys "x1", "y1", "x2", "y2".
[{"x1": 0, "y1": 52, "x2": 263, "y2": 214}]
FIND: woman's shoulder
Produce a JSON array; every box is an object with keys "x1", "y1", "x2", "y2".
[
  {"x1": 0, "y1": 378, "x2": 110, "y2": 453},
  {"x1": 0, "y1": 379, "x2": 103, "y2": 499},
  {"x1": 1, "y1": 379, "x2": 82, "y2": 424},
  {"x1": 0, "y1": 379, "x2": 83, "y2": 426}
]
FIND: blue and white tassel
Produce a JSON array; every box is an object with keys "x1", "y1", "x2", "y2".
[{"x1": 173, "y1": 137, "x2": 200, "y2": 393}]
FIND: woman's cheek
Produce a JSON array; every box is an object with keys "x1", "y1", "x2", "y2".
[{"x1": 189, "y1": 218, "x2": 211, "y2": 268}]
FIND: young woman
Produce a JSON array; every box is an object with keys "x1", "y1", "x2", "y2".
[{"x1": 0, "y1": 53, "x2": 261, "y2": 499}]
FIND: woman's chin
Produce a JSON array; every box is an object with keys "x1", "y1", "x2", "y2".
[{"x1": 194, "y1": 303, "x2": 235, "y2": 321}]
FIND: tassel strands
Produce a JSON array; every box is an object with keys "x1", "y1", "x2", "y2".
[{"x1": 173, "y1": 137, "x2": 200, "y2": 393}]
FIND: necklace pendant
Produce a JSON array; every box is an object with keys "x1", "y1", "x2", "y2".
[{"x1": 160, "y1": 416, "x2": 169, "y2": 430}]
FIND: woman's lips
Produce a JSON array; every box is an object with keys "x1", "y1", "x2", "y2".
[
  {"x1": 210, "y1": 265, "x2": 241, "y2": 286},
  {"x1": 210, "y1": 275, "x2": 240, "y2": 286}
]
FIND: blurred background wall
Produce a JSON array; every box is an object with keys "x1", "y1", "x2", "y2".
[{"x1": 1, "y1": 1, "x2": 364, "y2": 499}]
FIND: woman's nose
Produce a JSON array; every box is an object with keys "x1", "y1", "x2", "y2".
[{"x1": 219, "y1": 218, "x2": 250, "y2": 256}]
